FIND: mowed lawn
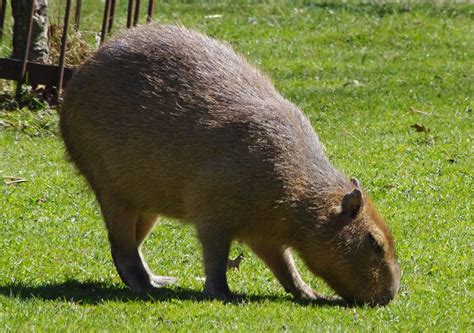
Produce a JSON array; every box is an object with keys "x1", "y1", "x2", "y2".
[{"x1": 1, "y1": 1, "x2": 473, "y2": 331}]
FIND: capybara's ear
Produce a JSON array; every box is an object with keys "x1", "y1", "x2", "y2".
[
  {"x1": 342, "y1": 188, "x2": 363, "y2": 218},
  {"x1": 350, "y1": 178, "x2": 361, "y2": 188}
]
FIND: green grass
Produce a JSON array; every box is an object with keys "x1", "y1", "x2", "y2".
[{"x1": 1, "y1": 1, "x2": 473, "y2": 331}]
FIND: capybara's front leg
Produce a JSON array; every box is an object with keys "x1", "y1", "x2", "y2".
[
  {"x1": 250, "y1": 244, "x2": 319, "y2": 300},
  {"x1": 197, "y1": 226, "x2": 234, "y2": 301}
]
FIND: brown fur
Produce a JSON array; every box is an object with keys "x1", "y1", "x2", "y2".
[{"x1": 60, "y1": 24, "x2": 400, "y2": 305}]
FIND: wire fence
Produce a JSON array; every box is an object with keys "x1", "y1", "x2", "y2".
[{"x1": 0, "y1": 0, "x2": 156, "y2": 103}]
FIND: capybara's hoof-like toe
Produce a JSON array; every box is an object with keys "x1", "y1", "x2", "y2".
[
  {"x1": 203, "y1": 288, "x2": 235, "y2": 302},
  {"x1": 309, "y1": 294, "x2": 346, "y2": 306},
  {"x1": 151, "y1": 275, "x2": 177, "y2": 287},
  {"x1": 128, "y1": 282, "x2": 154, "y2": 294}
]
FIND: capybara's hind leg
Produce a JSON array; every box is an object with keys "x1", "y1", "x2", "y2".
[
  {"x1": 136, "y1": 212, "x2": 158, "y2": 245},
  {"x1": 136, "y1": 213, "x2": 176, "y2": 287},
  {"x1": 99, "y1": 196, "x2": 162, "y2": 292}
]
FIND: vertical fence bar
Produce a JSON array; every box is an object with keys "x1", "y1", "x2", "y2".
[
  {"x1": 0, "y1": 0, "x2": 7, "y2": 42},
  {"x1": 127, "y1": 0, "x2": 133, "y2": 28},
  {"x1": 147, "y1": 0, "x2": 154, "y2": 23},
  {"x1": 15, "y1": 0, "x2": 36, "y2": 101},
  {"x1": 57, "y1": 0, "x2": 72, "y2": 95},
  {"x1": 133, "y1": 0, "x2": 140, "y2": 26},
  {"x1": 74, "y1": 0, "x2": 82, "y2": 31},
  {"x1": 107, "y1": 0, "x2": 116, "y2": 33},
  {"x1": 100, "y1": 0, "x2": 111, "y2": 45}
]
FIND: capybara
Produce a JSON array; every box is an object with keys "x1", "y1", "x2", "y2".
[{"x1": 60, "y1": 24, "x2": 400, "y2": 305}]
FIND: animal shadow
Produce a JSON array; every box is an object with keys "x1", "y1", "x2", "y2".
[{"x1": 0, "y1": 279, "x2": 347, "y2": 307}]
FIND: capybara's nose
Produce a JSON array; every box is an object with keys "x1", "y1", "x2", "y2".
[{"x1": 370, "y1": 264, "x2": 401, "y2": 306}]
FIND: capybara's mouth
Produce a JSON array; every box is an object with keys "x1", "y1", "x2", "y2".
[{"x1": 341, "y1": 289, "x2": 396, "y2": 307}]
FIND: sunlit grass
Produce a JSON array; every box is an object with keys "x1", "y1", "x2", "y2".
[{"x1": 1, "y1": 1, "x2": 473, "y2": 331}]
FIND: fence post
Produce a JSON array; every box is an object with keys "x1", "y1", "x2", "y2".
[
  {"x1": 74, "y1": 0, "x2": 82, "y2": 31},
  {"x1": 15, "y1": 0, "x2": 35, "y2": 101},
  {"x1": 100, "y1": 0, "x2": 112, "y2": 45},
  {"x1": 127, "y1": 0, "x2": 133, "y2": 28},
  {"x1": 133, "y1": 0, "x2": 140, "y2": 26},
  {"x1": 108, "y1": 0, "x2": 116, "y2": 33},
  {"x1": 147, "y1": 0, "x2": 155, "y2": 23},
  {"x1": 0, "y1": 0, "x2": 7, "y2": 42},
  {"x1": 57, "y1": 0, "x2": 72, "y2": 96}
]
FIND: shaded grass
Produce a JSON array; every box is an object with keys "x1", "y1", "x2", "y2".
[{"x1": 1, "y1": 0, "x2": 473, "y2": 331}]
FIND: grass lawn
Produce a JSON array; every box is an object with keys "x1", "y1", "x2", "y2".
[{"x1": 1, "y1": 1, "x2": 473, "y2": 331}]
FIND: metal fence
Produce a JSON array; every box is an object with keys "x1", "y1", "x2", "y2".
[{"x1": 0, "y1": 0, "x2": 156, "y2": 102}]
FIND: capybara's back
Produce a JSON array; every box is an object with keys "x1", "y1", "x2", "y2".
[
  {"x1": 60, "y1": 24, "x2": 400, "y2": 305},
  {"x1": 61, "y1": 25, "x2": 295, "y2": 219}
]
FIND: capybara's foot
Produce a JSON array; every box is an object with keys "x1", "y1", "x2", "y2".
[
  {"x1": 295, "y1": 288, "x2": 323, "y2": 301},
  {"x1": 203, "y1": 284, "x2": 235, "y2": 302},
  {"x1": 116, "y1": 263, "x2": 155, "y2": 293},
  {"x1": 119, "y1": 265, "x2": 177, "y2": 293},
  {"x1": 151, "y1": 275, "x2": 177, "y2": 287}
]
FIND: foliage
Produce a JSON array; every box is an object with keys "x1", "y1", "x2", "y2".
[
  {"x1": 47, "y1": 24, "x2": 95, "y2": 67},
  {"x1": 0, "y1": 82, "x2": 58, "y2": 137}
]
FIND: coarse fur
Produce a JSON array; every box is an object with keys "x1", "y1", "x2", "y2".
[{"x1": 60, "y1": 24, "x2": 400, "y2": 305}]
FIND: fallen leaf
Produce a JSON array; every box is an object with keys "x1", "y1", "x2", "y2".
[
  {"x1": 409, "y1": 107, "x2": 429, "y2": 115},
  {"x1": 410, "y1": 123, "x2": 430, "y2": 133},
  {"x1": 204, "y1": 14, "x2": 223, "y2": 19},
  {"x1": 343, "y1": 79, "x2": 363, "y2": 87},
  {"x1": 3, "y1": 176, "x2": 27, "y2": 185},
  {"x1": 227, "y1": 253, "x2": 245, "y2": 271},
  {"x1": 353, "y1": 308, "x2": 359, "y2": 323},
  {"x1": 247, "y1": 17, "x2": 257, "y2": 25}
]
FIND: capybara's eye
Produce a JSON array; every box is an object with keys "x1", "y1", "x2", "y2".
[{"x1": 368, "y1": 233, "x2": 384, "y2": 254}]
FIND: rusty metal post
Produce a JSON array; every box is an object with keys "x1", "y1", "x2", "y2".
[
  {"x1": 133, "y1": 0, "x2": 140, "y2": 27},
  {"x1": 147, "y1": 0, "x2": 155, "y2": 23},
  {"x1": 15, "y1": 0, "x2": 35, "y2": 101},
  {"x1": 108, "y1": 0, "x2": 116, "y2": 33},
  {"x1": 100, "y1": 0, "x2": 112, "y2": 45},
  {"x1": 127, "y1": 0, "x2": 133, "y2": 28},
  {"x1": 0, "y1": 0, "x2": 7, "y2": 42},
  {"x1": 74, "y1": 0, "x2": 82, "y2": 31},
  {"x1": 57, "y1": 0, "x2": 72, "y2": 95}
]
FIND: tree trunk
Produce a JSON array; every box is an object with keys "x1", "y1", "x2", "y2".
[{"x1": 11, "y1": 0, "x2": 49, "y2": 63}]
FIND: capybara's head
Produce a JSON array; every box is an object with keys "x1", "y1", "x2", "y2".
[{"x1": 296, "y1": 179, "x2": 400, "y2": 306}]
